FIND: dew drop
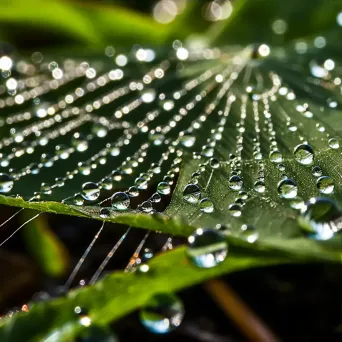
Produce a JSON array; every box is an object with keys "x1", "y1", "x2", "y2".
[
  {"x1": 277, "y1": 178, "x2": 298, "y2": 199},
  {"x1": 140, "y1": 201, "x2": 153, "y2": 213},
  {"x1": 183, "y1": 184, "x2": 201, "y2": 204},
  {"x1": 327, "y1": 97, "x2": 338, "y2": 109},
  {"x1": 134, "y1": 177, "x2": 148, "y2": 190},
  {"x1": 240, "y1": 224, "x2": 259, "y2": 243},
  {"x1": 55, "y1": 145, "x2": 70, "y2": 160},
  {"x1": 141, "y1": 89, "x2": 156, "y2": 103},
  {"x1": 149, "y1": 132, "x2": 165, "y2": 146},
  {"x1": 81, "y1": 182, "x2": 100, "y2": 201},
  {"x1": 228, "y1": 175, "x2": 243, "y2": 191},
  {"x1": 316, "y1": 176, "x2": 334, "y2": 194},
  {"x1": 289, "y1": 197, "x2": 305, "y2": 210},
  {"x1": 269, "y1": 150, "x2": 283, "y2": 163},
  {"x1": 209, "y1": 157, "x2": 220, "y2": 169},
  {"x1": 277, "y1": 163, "x2": 286, "y2": 171},
  {"x1": 199, "y1": 198, "x2": 214, "y2": 213},
  {"x1": 100, "y1": 177, "x2": 113, "y2": 191},
  {"x1": 112, "y1": 170, "x2": 123, "y2": 182},
  {"x1": 254, "y1": 180, "x2": 265, "y2": 193},
  {"x1": 0, "y1": 173, "x2": 14, "y2": 193},
  {"x1": 140, "y1": 293, "x2": 184, "y2": 334},
  {"x1": 151, "y1": 193, "x2": 161, "y2": 203},
  {"x1": 202, "y1": 145, "x2": 214, "y2": 157},
  {"x1": 294, "y1": 144, "x2": 314, "y2": 165},
  {"x1": 41, "y1": 154, "x2": 54, "y2": 168},
  {"x1": 111, "y1": 192, "x2": 130, "y2": 210},
  {"x1": 72, "y1": 133, "x2": 88, "y2": 152},
  {"x1": 92, "y1": 124, "x2": 108, "y2": 138},
  {"x1": 312, "y1": 166, "x2": 322, "y2": 177},
  {"x1": 299, "y1": 197, "x2": 342, "y2": 240},
  {"x1": 328, "y1": 138, "x2": 339, "y2": 149},
  {"x1": 228, "y1": 203, "x2": 242, "y2": 217},
  {"x1": 187, "y1": 228, "x2": 228, "y2": 268},
  {"x1": 127, "y1": 186, "x2": 139, "y2": 197},
  {"x1": 157, "y1": 181, "x2": 171, "y2": 195},
  {"x1": 74, "y1": 193, "x2": 85, "y2": 206},
  {"x1": 239, "y1": 191, "x2": 248, "y2": 200},
  {"x1": 100, "y1": 208, "x2": 110, "y2": 218},
  {"x1": 180, "y1": 131, "x2": 196, "y2": 147}
]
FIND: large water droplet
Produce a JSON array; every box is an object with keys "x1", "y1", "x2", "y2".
[
  {"x1": 0, "y1": 173, "x2": 13, "y2": 193},
  {"x1": 294, "y1": 144, "x2": 314, "y2": 165},
  {"x1": 229, "y1": 175, "x2": 243, "y2": 191},
  {"x1": 140, "y1": 201, "x2": 153, "y2": 213},
  {"x1": 199, "y1": 198, "x2": 214, "y2": 213},
  {"x1": 81, "y1": 182, "x2": 100, "y2": 201},
  {"x1": 187, "y1": 228, "x2": 228, "y2": 268},
  {"x1": 111, "y1": 192, "x2": 130, "y2": 210},
  {"x1": 127, "y1": 186, "x2": 139, "y2": 197},
  {"x1": 140, "y1": 293, "x2": 184, "y2": 334},
  {"x1": 100, "y1": 208, "x2": 111, "y2": 218},
  {"x1": 141, "y1": 89, "x2": 156, "y2": 103},
  {"x1": 240, "y1": 224, "x2": 259, "y2": 243},
  {"x1": 180, "y1": 131, "x2": 196, "y2": 147},
  {"x1": 209, "y1": 158, "x2": 220, "y2": 169},
  {"x1": 183, "y1": 184, "x2": 201, "y2": 204},
  {"x1": 157, "y1": 181, "x2": 171, "y2": 195},
  {"x1": 299, "y1": 197, "x2": 342, "y2": 240},
  {"x1": 316, "y1": 176, "x2": 334, "y2": 194},
  {"x1": 277, "y1": 178, "x2": 298, "y2": 199}
]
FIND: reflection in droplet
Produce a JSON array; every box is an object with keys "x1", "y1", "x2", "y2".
[
  {"x1": 240, "y1": 224, "x2": 259, "y2": 243},
  {"x1": 229, "y1": 175, "x2": 243, "y2": 191},
  {"x1": 183, "y1": 184, "x2": 201, "y2": 204},
  {"x1": 140, "y1": 293, "x2": 184, "y2": 334},
  {"x1": 81, "y1": 182, "x2": 100, "y2": 201},
  {"x1": 180, "y1": 131, "x2": 196, "y2": 147},
  {"x1": 312, "y1": 166, "x2": 322, "y2": 177},
  {"x1": 316, "y1": 176, "x2": 334, "y2": 194},
  {"x1": 299, "y1": 197, "x2": 342, "y2": 240},
  {"x1": 294, "y1": 144, "x2": 314, "y2": 165},
  {"x1": 111, "y1": 192, "x2": 130, "y2": 210},
  {"x1": 328, "y1": 138, "x2": 339, "y2": 149},
  {"x1": 0, "y1": 173, "x2": 14, "y2": 193},
  {"x1": 277, "y1": 178, "x2": 298, "y2": 199},
  {"x1": 157, "y1": 181, "x2": 171, "y2": 195},
  {"x1": 187, "y1": 228, "x2": 228, "y2": 268},
  {"x1": 228, "y1": 203, "x2": 242, "y2": 217},
  {"x1": 199, "y1": 198, "x2": 214, "y2": 213}
]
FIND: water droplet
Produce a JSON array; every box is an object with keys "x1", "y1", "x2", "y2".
[
  {"x1": 41, "y1": 154, "x2": 54, "y2": 168},
  {"x1": 299, "y1": 197, "x2": 342, "y2": 240},
  {"x1": 100, "y1": 177, "x2": 113, "y2": 191},
  {"x1": 269, "y1": 150, "x2": 283, "y2": 163},
  {"x1": 75, "y1": 306, "x2": 91, "y2": 327},
  {"x1": 289, "y1": 197, "x2": 305, "y2": 210},
  {"x1": 100, "y1": 208, "x2": 110, "y2": 218},
  {"x1": 140, "y1": 293, "x2": 184, "y2": 334},
  {"x1": 72, "y1": 133, "x2": 88, "y2": 152},
  {"x1": 149, "y1": 132, "x2": 164, "y2": 146},
  {"x1": 40, "y1": 183, "x2": 52, "y2": 195},
  {"x1": 316, "y1": 176, "x2": 334, "y2": 194},
  {"x1": 111, "y1": 192, "x2": 130, "y2": 210},
  {"x1": 199, "y1": 198, "x2": 214, "y2": 213},
  {"x1": 0, "y1": 173, "x2": 13, "y2": 193},
  {"x1": 240, "y1": 224, "x2": 259, "y2": 243},
  {"x1": 81, "y1": 182, "x2": 100, "y2": 201},
  {"x1": 229, "y1": 175, "x2": 243, "y2": 191},
  {"x1": 187, "y1": 228, "x2": 228, "y2": 268},
  {"x1": 112, "y1": 170, "x2": 122, "y2": 182},
  {"x1": 74, "y1": 193, "x2": 84, "y2": 206},
  {"x1": 157, "y1": 181, "x2": 171, "y2": 195},
  {"x1": 312, "y1": 166, "x2": 322, "y2": 177},
  {"x1": 254, "y1": 180, "x2": 265, "y2": 193},
  {"x1": 180, "y1": 131, "x2": 196, "y2": 147},
  {"x1": 55, "y1": 145, "x2": 70, "y2": 160},
  {"x1": 134, "y1": 177, "x2": 148, "y2": 190},
  {"x1": 78, "y1": 162, "x2": 92, "y2": 176},
  {"x1": 294, "y1": 144, "x2": 314, "y2": 165},
  {"x1": 202, "y1": 145, "x2": 214, "y2": 157},
  {"x1": 239, "y1": 191, "x2": 248, "y2": 200},
  {"x1": 327, "y1": 97, "x2": 338, "y2": 108},
  {"x1": 183, "y1": 184, "x2": 201, "y2": 204},
  {"x1": 228, "y1": 203, "x2": 242, "y2": 217},
  {"x1": 209, "y1": 158, "x2": 220, "y2": 169},
  {"x1": 92, "y1": 124, "x2": 108, "y2": 138},
  {"x1": 127, "y1": 186, "x2": 139, "y2": 197},
  {"x1": 328, "y1": 138, "x2": 339, "y2": 149},
  {"x1": 277, "y1": 178, "x2": 298, "y2": 199},
  {"x1": 141, "y1": 89, "x2": 156, "y2": 103},
  {"x1": 151, "y1": 193, "x2": 161, "y2": 203},
  {"x1": 140, "y1": 201, "x2": 153, "y2": 213}
]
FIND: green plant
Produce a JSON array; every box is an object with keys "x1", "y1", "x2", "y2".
[{"x1": 0, "y1": 0, "x2": 342, "y2": 340}]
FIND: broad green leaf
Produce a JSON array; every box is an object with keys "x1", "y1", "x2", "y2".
[{"x1": 0, "y1": 245, "x2": 295, "y2": 341}]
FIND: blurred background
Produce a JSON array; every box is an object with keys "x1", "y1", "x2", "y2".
[{"x1": 0, "y1": 0, "x2": 342, "y2": 341}]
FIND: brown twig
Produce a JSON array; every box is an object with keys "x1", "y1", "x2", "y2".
[{"x1": 205, "y1": 279, "x2": 279, "y2": 342}]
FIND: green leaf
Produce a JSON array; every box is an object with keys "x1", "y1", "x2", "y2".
[
  {"x1": 0, "y1": 245, "x2": 294, "y2": 341},
  {"x1": 22, "y1": 212, "x2": 69, "y2": 277}
]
